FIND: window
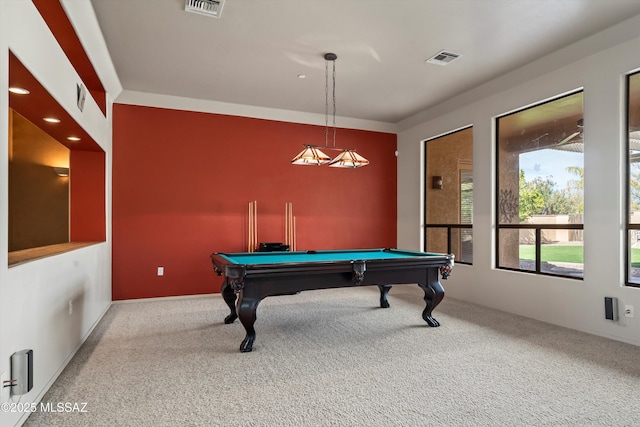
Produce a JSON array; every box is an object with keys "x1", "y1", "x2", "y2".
[
  {"x1": 496, "y1": 92, "x2": 584, "y2": 279},
  {"x1": 460, "y1": 167, "x2": 473, "y2": 263},
  {"x1": 626, "y1": 71, "x2": 640, "y2": 287},
  {"x1": 424, "y1": 127, "x2": 473, "y2": 264}
]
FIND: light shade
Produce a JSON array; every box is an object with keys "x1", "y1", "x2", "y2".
[
  {"x1": 53, "y1": 167, "x2": 70, "y2": 177},
  {"x1": 291, "y1": 145, "x2": 331, "y2": 165},
  {"x1": 328, "y1": 150, "x2": 369, "y2": 168}
]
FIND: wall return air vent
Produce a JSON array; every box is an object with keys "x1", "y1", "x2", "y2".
[
  {"x1": 185, "y1": 0, "x2": 224, "y2": 18},
  {"x1": 426, "y1": 50, "x2": 462, "y2": 66}
]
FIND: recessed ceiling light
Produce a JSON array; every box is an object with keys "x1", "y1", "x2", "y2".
[
  {"x1": 297, "y1": 74, "x2": 306, "y2": 79},
  {"x1": 9, "y1": 87, "x2": 30, "y2": 95},
  {"x1": 43, "y1": 117, "x2": 61, "y2": 123},
  {"x1": 67, "y1": 136, "x2": 81, "y2": 141}
]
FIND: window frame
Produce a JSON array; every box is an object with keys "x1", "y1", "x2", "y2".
[
  {"x1": 625, "y1": 71, "x2": 640, "y2": 288},
  {"x1": 495, "y1": 91, "x2": 584, "y2": 280},
  {"x1": 423, "y1": 126, "x2": 473, "y2": 265}
]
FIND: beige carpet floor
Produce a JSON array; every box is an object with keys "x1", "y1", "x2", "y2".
[{"x1": 25, "y1": 286, "x2": 640, "y2": 426}]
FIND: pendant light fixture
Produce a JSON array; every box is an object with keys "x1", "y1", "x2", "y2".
[
  {"x1": 291, "y1": 53, "x2": 369, "y2": 168},
  {"x1": 328, "y1": 149, "x2": 369, "y2": 168},
  {"x1": 290, "y1": 145, "x2": 331, "y2": 165}
]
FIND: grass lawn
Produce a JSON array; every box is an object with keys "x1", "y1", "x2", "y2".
[
  {"x1": 632, "y1": 249, "x2": 640, "y2": 268},
  {"x1": 519, "y1": 245, "x2": 583, "y2": 263},
  {"x1": 520, "y1": 245, "x2": 640, "y2": 267}
]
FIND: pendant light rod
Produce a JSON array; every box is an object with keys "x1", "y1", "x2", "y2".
[
  {"x1": 325, "y1": 53, "x2": 337, "y2": 149},
  {"x1": 300, "y1": 144, "x2": 358, "y2": 152}
]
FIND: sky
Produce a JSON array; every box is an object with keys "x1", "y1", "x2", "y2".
[{"x1": 519, "y1": 149, "x2": 583, "y2": 189}]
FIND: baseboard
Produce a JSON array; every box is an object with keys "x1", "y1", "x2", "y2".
[
  {"x1": 14, "y1": 301, "x2": 112, "y2": 427},
  {"x1": 113, "y1": 293, "x2": 219, "y2": 304}
]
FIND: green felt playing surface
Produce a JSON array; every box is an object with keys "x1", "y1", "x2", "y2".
[{"x1": 219, "y1": 249, "x2": 441, "y2": 265}]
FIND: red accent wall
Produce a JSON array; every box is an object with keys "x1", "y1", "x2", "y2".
[
  {"x1": 70, "y1": 150, "x2": 106, "y2": 241},
  {"x1": 112, "y1": 104, "x2": 397, "y2": 300}
]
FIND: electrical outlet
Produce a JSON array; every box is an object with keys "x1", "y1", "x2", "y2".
[
  {"x1": 1, "y1": 371, "x2": 10, "y2": 402},
  {"x1": 624, "y1": 305, "x2": 634, "y2": 318},
  {"x1": 157, "y1": 267, "x2": 164, "y2": 276},
  {"x1": 68, "y1": 300, "x2": 73, "y2": 315}
]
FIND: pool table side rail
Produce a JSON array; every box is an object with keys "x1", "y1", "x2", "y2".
[
  {"x1": 212, "y1": 248, "x2": 450, "y2": 264},
  {"x1": 210, "y1": 249, "x2": 454, "y2": 279}
]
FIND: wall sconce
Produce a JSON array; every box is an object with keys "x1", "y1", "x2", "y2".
[
  {"x1": 53, "y1": 167, "x2": 69, "y2": 177},
  {"x1": 432, "y1": 175, "x2": 443, "y2": 190}
]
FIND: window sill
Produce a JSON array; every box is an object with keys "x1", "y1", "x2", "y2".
[{"x1": 8, "y1": 242, "x2": 101, "y2": 267}]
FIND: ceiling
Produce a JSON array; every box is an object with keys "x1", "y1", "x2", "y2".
[{"x1": 90, "y1": 0, "x2": 640, "y2": 125}]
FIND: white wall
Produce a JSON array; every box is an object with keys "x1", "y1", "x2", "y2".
[
  {"x1": 397, "y1": 14, "x2": 640, "y2": 347},
  {"x1": 0, "y1": 1, "x2": 119, "y2": 426}
]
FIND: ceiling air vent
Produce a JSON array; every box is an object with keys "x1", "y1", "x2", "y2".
[
  {"x1": 185, "y1": 0, "x2": 224, "y2": 18},
  {"x1": 426, "y1": 50, "x2": 462, "y2": 66}
]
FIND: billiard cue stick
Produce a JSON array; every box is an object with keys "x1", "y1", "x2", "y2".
[
  {"x1": 250, "y1": 201, "x2": 254, "y2": 252},
  {"x1": 249, "y1": 200, "x2": 256, "y2": 252},
  {"x1": 287, "y1": 202, "x2": 292, "y2": 247},
  {"x1": 248, "y1": 202, "x2": 252, "y2": 252},
  {"x1": 285, "y1": 202, "x2": 290, "y2": 246},
  {"x1": 284, "y1": 203, "x2": 289, "y2": 246},
  {"x1": 293, "y1": 216, "x2": 296, "y2": 251},
  {"x1": 253, "y1": 200, "x2": 258, "y2": 252},
  {"x1": 289, "y1": 203, "x2": 293, "y2": 249}
]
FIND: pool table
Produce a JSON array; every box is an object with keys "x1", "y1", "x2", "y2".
[{"x1": 210, "y1": 248, "x2": 454, "y2": 352}]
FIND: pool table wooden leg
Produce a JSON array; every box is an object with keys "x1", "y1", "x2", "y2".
[
  {"x1": 237, "y1": 293, "x2": 261, "y2": 352},
  {"x1": 419, "y1": 268, "x2": 445, "y2": 327},
  {"x1": 378, "y1": 285, "x2": 391, "y2": 308},
  {"x1": 221, "y1": 281, "x2": 238, "y2": 324}
]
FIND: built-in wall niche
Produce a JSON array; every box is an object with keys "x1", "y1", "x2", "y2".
[
  {"x1": 7, "y1": 51, "x2": 106, "y2": 266},
  {"x1": 9, "y1": 110, "x2": 70, "y2": 251}
]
